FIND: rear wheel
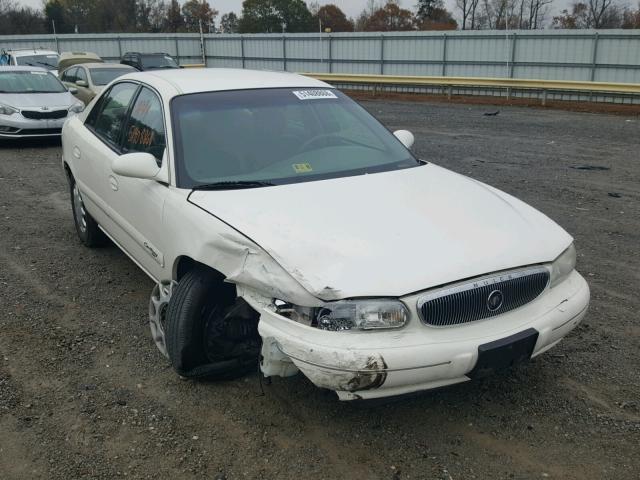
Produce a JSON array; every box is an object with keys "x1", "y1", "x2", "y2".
[
  {"x1": 163, "y1": 266, "x2": 261, "y2": 379},
  {"x1": 69, "y1": 175, "x2": 107, "y2": 247}
]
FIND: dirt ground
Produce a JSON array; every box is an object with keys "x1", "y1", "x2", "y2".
[{"x1": 0, "y1": 100, "x2": 639, "y2": 480}]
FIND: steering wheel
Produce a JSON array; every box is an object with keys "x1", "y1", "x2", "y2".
[{"x1": 297, "y1": 134, "x2": 344, "y2": 153}]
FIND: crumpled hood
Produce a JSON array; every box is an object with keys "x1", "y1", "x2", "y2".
[
  {"x1": 190, "y1": 164, "x2": 572, "y2": 301},
  {"x1": 1, "y1": 91, "x2": 75, "y2": 109}
]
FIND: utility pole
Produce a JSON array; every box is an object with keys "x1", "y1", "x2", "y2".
[
  {"x1": 52, "y1": 20, "x2": 60, "y2": 53},
  {"x1": 199, "y1": 20, "x2": 205, "y2": 65}
]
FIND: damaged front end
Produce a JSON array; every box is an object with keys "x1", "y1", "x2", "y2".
[{"x1": 239, "y1": 286, "x2": 407, "y2": 400}]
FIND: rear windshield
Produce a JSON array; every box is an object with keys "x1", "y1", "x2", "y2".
[
  {"x1": 15, "y1": 54, "x2": 59, "y2": 70},
  {"x1": 90, "y1": 67, "x2": 134, "y2": 85},
  {"x1": 171, "y1": 88, "x2": 419, "y2": 188},
  {"x1": 141, "y1": 55, "x2": 179, "y2": 69},
  {"x1": 0, "y1": 71, "x2": 66, "y2": 93}
]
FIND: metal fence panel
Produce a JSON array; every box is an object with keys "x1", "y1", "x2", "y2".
[{"x1": 1, "y1": 29, "x2": 639, "y2": 87}]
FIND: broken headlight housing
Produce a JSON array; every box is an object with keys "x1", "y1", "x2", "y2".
[
  {"x1": 549, "y1": 243, "x2": 576, "y2": 288},
  {"x1": 275, "y1": 299, "x2": 409, "y2": 331}
]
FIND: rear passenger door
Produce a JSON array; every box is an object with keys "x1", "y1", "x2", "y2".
[{"x1": 71, "y1": 82, "x2": 139, "y2": 240}]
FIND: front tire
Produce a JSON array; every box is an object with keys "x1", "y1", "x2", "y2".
[{"x1": 165, "y1": 267, "x2": 261, "y2": 379}]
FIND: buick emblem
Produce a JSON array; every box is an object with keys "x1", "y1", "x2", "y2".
[
  {"x1": 42, "y1": 106, "x2": 49, "y2": 111},
  {"x1": 487, "y1": 290, "x2": 504, "y2": 312}
]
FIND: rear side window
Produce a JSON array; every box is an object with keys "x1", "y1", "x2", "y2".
[
  {"x1": 122, "y1": 87, "x2": 166, "y2": 164},
  {"x1": 86, "y1": 82, "x2": 139, "y2": 148}
]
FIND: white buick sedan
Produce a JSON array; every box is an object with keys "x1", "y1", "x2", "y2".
[{"x1": 61, "y1": 69, "x2": 589, "y2": 400}]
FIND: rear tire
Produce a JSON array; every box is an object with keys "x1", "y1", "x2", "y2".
[
  {"x1": 69, "y1": 175, "x2": 107, "y2": 247},
  {"x1": 165, "y1": 266, "x2": 261, "y2": 379}
]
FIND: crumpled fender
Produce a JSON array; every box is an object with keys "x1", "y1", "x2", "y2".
[{"x1": 165, "y1": 191, "x2": 322, "y2": 307}]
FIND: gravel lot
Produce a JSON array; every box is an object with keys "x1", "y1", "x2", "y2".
[{"x1": 1, "y1": 100, "x2": 638, "y2": 480}]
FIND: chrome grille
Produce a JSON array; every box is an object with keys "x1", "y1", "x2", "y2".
[
  {"x1": 417, "y1": 267, "x2": 550, "y2": 327},
  {"x1": 21, "y1": 109, "x2": 68, "y2": 120}
]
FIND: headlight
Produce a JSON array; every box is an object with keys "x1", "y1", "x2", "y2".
[
  {"x1": 550, "y1": 243, "x2": 576, "y2": 288},
  {"x1": 275, "y1": 299, "x2": 409, "y2": 331},
  {"x1": 0, "y1": 104, "x2": 18, "y2": 115},
  {"x1": 68, "y1": 102, "x2": 84, "y2": 114}
]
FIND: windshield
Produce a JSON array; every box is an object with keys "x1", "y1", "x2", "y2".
[
  {"x1": 171, "y1": 88, "x2": 419, "y2": 188},
  {"x1": 141, "y1": 55, "x2": 179, "y2": 69},
  {"x1": 15, "y1": 54, "x2": 59, "y2": 70},
  {"x1": 0, "y1": 71, "x2": 66, "y2": 93},
  {"x1": 90, "y1": 67, "x2": 134, "y2": 85}
]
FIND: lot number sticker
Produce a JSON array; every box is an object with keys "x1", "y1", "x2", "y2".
[{"x1": 293, "y1": 90, "x2": 337, "y2": 100}]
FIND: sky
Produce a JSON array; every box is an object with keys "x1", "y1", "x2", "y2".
[{"x1": 15, "y1": 0, "x2": 570, "y2": 25}]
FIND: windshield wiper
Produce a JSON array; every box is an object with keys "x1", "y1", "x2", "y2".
[{"x1": 192, "y1": 180, "x2": 275, "y2": 191}]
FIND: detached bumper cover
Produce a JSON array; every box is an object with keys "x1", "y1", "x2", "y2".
[{"x1": 257, "y1": 270, "x2": 589, "y2": 400}]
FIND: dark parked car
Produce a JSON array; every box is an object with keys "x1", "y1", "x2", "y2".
[{"x1": 120, "y1": 52, "x2": 180, "y2": 71}]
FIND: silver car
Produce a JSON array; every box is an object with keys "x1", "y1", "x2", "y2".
[{"x1": 0, "y1": 66, "x2": 84, "y2": 138}]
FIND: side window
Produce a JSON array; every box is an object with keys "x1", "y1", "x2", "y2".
[
  {"x1": 89, "y1": 82, "x2": 139, "y2": 148},
  {"x1": 62, "y1": 67, "x2": 77, "y2": 83},
  {"x1": 76, "y1": 67, "x2": 87, "y2": 84},
  {"x1": 122, "y1": 87, "x2": 165, "y2": 164}
]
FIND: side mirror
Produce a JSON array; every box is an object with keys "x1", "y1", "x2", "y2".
[
  {"x1": 393, "y1": 130, "x2": 414, "y2": 149},
  {"x1": 69, "y1": 87, "x2": 78, "y2": 94},
  {"x1": 111, "y1": 152, "x2": 160, "y2": 180},
  {"x1": 76, "y1": 79, "x2": 88, "y2": 87}
]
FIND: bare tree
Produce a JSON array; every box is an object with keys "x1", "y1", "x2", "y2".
[
  {"x1": 456, "y1": 0, "x2": 481, "y2": 28},
  {"x1": 588, "y1": 0, "x2": 613, "y2": 27}
]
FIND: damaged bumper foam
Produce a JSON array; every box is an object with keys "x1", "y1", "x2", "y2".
[{"x1": 256, "y1": 270, "x2": 590, "y2": 400}]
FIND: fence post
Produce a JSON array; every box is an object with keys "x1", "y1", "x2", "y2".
[
  {"x1": 590, "y1": 32, "x2": 599, "y2": 82},
  {"x1": 509, "y1": 33, "x2": 517, "y2": 78},
  {"x1": 442, "y1": 33, "x2": 447, "y2": 77},
  {"x1": 174, "y1": 37, "x2": 180, "y2": 63},
  {"x1": 282, "y1": 35, "x2": 287, "y2": 71},
  {"x1": 380, "y1": 34, "x2": 385, "y2": 75},
  {"x1": 328, "y1": 35, "x2": 332, "y2": 73},
  {"x1": 240, "y1": 35, "x2": 245, "y2": 69}
]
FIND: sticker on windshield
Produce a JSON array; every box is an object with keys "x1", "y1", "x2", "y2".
[
  {"x1": 292, "y1": 90, "x2": 337, "y2": 100},
  {"x1": 292, "y1": 163, "x2": 313, "y2": 173},
  {"x1": 31, "y1": 71, "x2": 47, "y2": 75}
]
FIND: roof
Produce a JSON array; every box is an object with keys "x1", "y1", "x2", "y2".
[
  {"x1": 8, "y1": 49, "x2": 58, "y2": 57},
  {"x1": 80, "y1": 63, "x2": 135, "y2": 70},
  {"x1": 119, "y1": 68, "x2": 331, "y2": 96},
  {"x1": 0, "y1": 66, "x2": 49, "y2": 72}
]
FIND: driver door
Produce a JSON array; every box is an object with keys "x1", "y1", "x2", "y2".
[
  {"x1": 74, "y1": 67, "x2": 93, "y2": 104},
  {"x1": 103, "y1": 86, "x2": 170, "y2": 281}
]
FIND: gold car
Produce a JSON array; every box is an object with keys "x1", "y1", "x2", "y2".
[{"x1": 60, "y1": 62, "x2": 136, "y2": 105}]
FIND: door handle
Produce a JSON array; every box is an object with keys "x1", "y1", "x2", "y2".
[
  {"x1": 109, "y1": 175, "x2": 119, "y2": 191},
  {"x1": 72, "y1": 146, "x2": 81, "y2": 159}
]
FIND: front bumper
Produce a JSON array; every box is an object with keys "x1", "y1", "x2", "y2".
[
  {"x1": 257, "y1": 270, "x2": 590, "y2": 400},
  {"x1": 0, "y1": 114, "x2": 68, "y2": 138}
]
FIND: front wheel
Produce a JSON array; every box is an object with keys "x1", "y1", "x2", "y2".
[{"x1": 163, "y1": 267, "x2": 261, "y2": 379}]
